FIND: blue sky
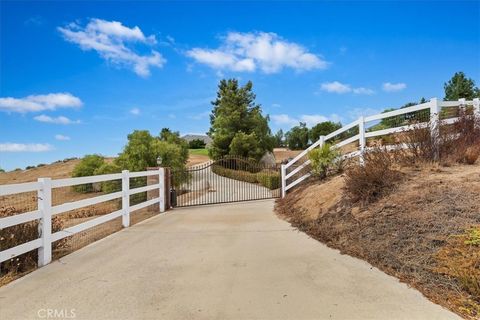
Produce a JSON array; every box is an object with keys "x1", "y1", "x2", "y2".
[{"x1": 1, "y1": 1, "x2": 479, "y2": 170}]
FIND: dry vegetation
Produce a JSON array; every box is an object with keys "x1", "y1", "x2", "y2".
[{"x1": 276, "y1": 112, "x2": 480, "y2": 319}]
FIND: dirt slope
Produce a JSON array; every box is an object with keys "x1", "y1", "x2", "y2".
[
  {"x1": 0, "y1": 159, "x2": 82, "y2": 185},
  {"x1": 276, "y1": 163, "x2": 480, "y2": 319}
]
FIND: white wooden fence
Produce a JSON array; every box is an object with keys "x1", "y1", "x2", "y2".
[
  {"x1": 281, "y1": 98, "x2": 480, "y2": 197},
  {"x1": 0, "y1": 169, "x2": 166, "y2": 267}
]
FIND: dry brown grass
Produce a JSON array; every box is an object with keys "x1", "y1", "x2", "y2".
[
  {"x1": 273, "y1": 148, "x2": 302, "y2": 163},
  {"x1": 276, "y1": 162, "x2": 480, "y2": 319},
  {"x1": 0, "y1": 206, "x2": 67, "y2": 275}
]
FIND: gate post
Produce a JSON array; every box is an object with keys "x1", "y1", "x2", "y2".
[
  {"x1": 159, "y1": 168, "x2": 165, "y2": 213},
  {"x1": 281, "y1": 164, "x2": 286, "y2": 198}
]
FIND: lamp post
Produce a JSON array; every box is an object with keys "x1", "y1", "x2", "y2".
[{"x1": 156, "y1": 156, "x2": 163, "y2": 167}]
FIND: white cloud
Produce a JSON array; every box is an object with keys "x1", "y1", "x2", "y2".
[
  {"x1": 272, "y1": 113, "x2": 339, "y2": 128},
  {"x1": 130, "y1": 107, "x2": 140, "y2": 115},
  {"x1": 58, "y1": 18, "x2": 165, "y2": 77},
  {"x1": 271, "y1": 114, "x2": 297, "y2": 127},
  {"x1": 0, "y1": 143, "x2": 53, "y2": 152},
  {"x1": 382, "y1": 82, "x2": 407, "y2": 92},
  {"x1": 34, "y1": 114, "x2": 80, "y2": 125},
  {"x1": 352, "y1": 87, "x2": 375, "y2": 95},
  {"x1": 320, "y1": 81, "x2": 374, "y2": 95},
  {"x1": 0, "y1": 93, "x2": 82, "y2": 113},
  {"x1": 187, "y1": 31, "x2": 327, "y2": 73},
  {"x1": 55, "y1": 134, "x2": 70, "y2": 141},
  {"x1": 320, "y1": 81, "x2": 351, "y2": 94}
]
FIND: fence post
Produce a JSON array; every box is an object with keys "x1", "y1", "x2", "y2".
[
  {"x1": 429, "y1": 98, "x2": 441, "y2": 160},
  {"x1": 281, "y1": 164, "x2": 286, "y2": 198},
  {"x1": 37, "y1": 177, "x2": 52, "y2": 267},
  {"x1": 473, "y1": 98, "x2": 480, "y2": 118},
  {"x1": 319, "y1": 135, "x2": 325, "y2": 147},
  {"x1": 459, "y1": 98, "x2": 466, "y2": 114},
  {"x1": 358, "y1": 116, "x2": 366, "y2": 165},
  {"x1": 159, "y1": 168, "x2": 165, "y2": 213},
  {"x1": 121, "y1": 170, "x2": 130, "y2": 228}
]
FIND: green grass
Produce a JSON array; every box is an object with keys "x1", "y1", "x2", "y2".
[{"x1": 189, "y1": 148, "x2": 209, "y2": 156}]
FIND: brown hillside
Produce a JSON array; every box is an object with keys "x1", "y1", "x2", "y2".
[{"x1": 0, "y1": 159, "x2": 82, "y2": 185}]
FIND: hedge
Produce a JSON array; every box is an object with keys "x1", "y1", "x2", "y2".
[
  {"x1": 256, "y1": 171, "x2": 280, "y2": 190},
  {"x1": 212, "y1": 165, "x2": 258, "y2": 183},
  {"x1": 211, "y1": 165, "x2": 280, "y2": 190}
]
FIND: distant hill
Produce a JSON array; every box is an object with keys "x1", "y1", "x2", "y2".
[{"x1": 182, "y1": 134, "x2": 212, "y2": 146}]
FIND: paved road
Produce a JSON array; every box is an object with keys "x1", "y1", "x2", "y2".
[
  {"x1": 178, "y1": 163, "x2": 278, "y2": 206},
  {"x1": 0, "y1": 201, "x2": 458, "y2": 320}
]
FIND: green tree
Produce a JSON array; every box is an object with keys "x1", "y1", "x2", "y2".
[
  {"x1": 72, "y1": 154, "x2": 105, "y2": 177},
  {"x1": 115, "y1": 130, "x2": 158, "y2": 172},
  {"x1": 444, "y1": 72, "x2": 480, "y2": 100},
  {"x1": 285, "y1": 122, "x2": 309, "y2": 150},
  {"x1": 159, "y1": 128, "x2": 189, "y2": 163},
  {"x1": 208, "y1": 79, "x2": 274, "y2": 160},
  {"x1": 273, "y1": 129, "x2": 284, "y2": 147},
  {"x1": 72, "y1": 154, "x2": 106, "y2": 192},
  {"x1": 0, "y1": 167, "x2": 5, "y2": 173},
  {"x1": 229, "y1": 132, "x2": 263, "y2": 159},
  {"x1": 93, "y1": 162, "x2": 122, "y2": 193},
  {"x1": 188, "y1": 139, "x2": 206, "y2": 149},
  {"x1": 115, "y1": 130, "x2": 188, "y2": 172},
  {"x1": 309, "y1": 121, "x2": 342, "y2": 143}
]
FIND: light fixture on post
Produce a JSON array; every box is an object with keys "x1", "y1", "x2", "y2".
[{"x1": 156, "y1": 156, "x2": 163, "y2": 167}]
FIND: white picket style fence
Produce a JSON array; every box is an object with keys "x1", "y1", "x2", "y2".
[
  {"x1": 0, "y1": 169, "x2": 166, "y2": 267},
  {"x1": 281, "y1": 98, "x2": 480, "y2": 197}
]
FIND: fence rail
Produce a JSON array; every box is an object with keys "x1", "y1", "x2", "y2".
[
  {"x1": 281, "y1": 98, "x2": 480, "y2": 197},
  {"x1": 0, "y1": 168, "x2": 166, "y2": 267}
]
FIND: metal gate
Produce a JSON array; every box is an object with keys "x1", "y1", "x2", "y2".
[{"x1": 170, "y1": 156, "x2": 280, "y2": 207}]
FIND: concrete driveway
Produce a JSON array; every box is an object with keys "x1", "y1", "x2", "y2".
[{"x1": 0, "y1": 200, "x2": 458, "y2": 320}]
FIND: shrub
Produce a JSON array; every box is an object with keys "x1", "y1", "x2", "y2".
[
  {"x1": 212, "y1": 165, "x2": 258, "y2": 183},
  {"x1": 37, "y1": 163, "x2": 46, "y2": 168},
  {"x1": 72, "y1": 155, "x2": 105, "y2": 193},
  {"x1": 403, "y1": 109, "x2": 480, "y2": 165},
  {"x1": 188, "y1": 139, "x2": 206, "y2": 149},
  {"x1": 0, "y1": 206, "x2": 66, "y2": 275},
  {"x1": 115, "y1": 130, "x2": 189, "y2": 182},
  {"x1": 25, "y1": 166, "x2": 35, "y2": 170},
  {"x1": 344, "y1": 147, "x2": 404, "y2": 205},
  {"x1": 308, "y1": 143, "x2": 340, "y2": 179},
  {"x1": 256, "y1": 171, "x2": 280, "y2": 189},
  {"x1": 0, "y1": 168, "x2": 4, "y2": 173},
  {"x1": 464, "y1": 146, "x2": 480, "y2": 165},
  {"x1": 93, "y1": 163, "x2": 122, "y2": 193}
]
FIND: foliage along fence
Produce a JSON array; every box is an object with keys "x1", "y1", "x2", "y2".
[
  {"x1": 210, "y1": 156, "x2": 280, "y2": 190},
  {"x1": 281, "y1": 98, "x2": 480, "y2": 197},
  {"x1": 0, "y1": 169, "x2": 166, "y2": 271}
]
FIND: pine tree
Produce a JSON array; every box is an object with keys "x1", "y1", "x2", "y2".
[{"x1": 208, "y1": 79, "x2": 274, "y2": 159}]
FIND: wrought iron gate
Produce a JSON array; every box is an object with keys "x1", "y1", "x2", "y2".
[{"x1": 170, "y1": 156, "x2": 281, "y2": 207}]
